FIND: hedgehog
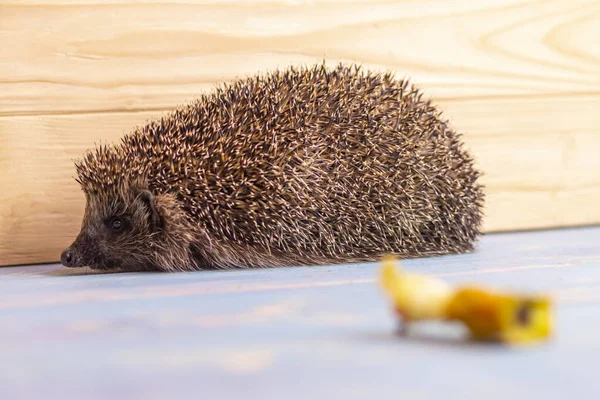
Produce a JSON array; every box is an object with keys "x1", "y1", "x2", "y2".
[{"x1": 60, "y1": 62, "x2": 485, "y2": 272}]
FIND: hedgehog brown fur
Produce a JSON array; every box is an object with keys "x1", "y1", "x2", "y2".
[{"x1": 60, "y1": 62, "x2": 485, "y2": 272}]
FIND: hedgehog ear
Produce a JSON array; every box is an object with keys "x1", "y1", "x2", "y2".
[{"x1": 139, "y1": 190, "x2": 162, "y2": 231}]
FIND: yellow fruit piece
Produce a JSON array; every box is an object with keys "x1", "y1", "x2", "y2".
[
  {"x1": 445, "y1": 287, "x2": 553, "y2": 344},
  {"x1": 379, "y1": 256, "x2": 553, "y2": 344},
  {"x1": 380, "y1": 256, "x2": 453, "y2": 321}
]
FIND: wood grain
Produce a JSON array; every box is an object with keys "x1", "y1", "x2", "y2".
[
  {"x1": 2, "y1": 0, "x2": 600, "y2": 115},
  {"x1": 1, "y1": 0, "x2": 600, "y2": 265},
  {"x1": 2, "y1": 94, "x2": 599, "y2": 266}
]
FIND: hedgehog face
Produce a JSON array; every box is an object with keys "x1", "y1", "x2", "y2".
[{"x1": 60, "y1": 189, "x2": 163, "y2": 271}]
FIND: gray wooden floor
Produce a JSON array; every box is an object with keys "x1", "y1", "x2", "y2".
[{"x1": 1, "y1": 226, "x2": 600, "y2": 399}]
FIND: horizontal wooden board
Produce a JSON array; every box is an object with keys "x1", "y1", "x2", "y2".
[
  {"x1": 1, "y1": 0, "x2": 600, "y2": 266},
  {"x1": 2, "y1": 94, "x2": 599, "y2": 266},
  {"x1": 1, "y1": 0, "x2": 600, "y2": 115}
]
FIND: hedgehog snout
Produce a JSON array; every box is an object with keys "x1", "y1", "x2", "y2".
[
  {"x1": 60, "y1": 234, "x2": 88, "y2": 268},
  {"x1": 60, "y1": 248, "x2": 77, "y2": 268}
]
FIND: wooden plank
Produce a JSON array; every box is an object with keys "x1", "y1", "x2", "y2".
[
  {"x1": 441, "y1": 94, "x2": 600, "y2": 232},
  {"x1": 1, "y1": 0, "x2": 600, "y2": 115},
  {"x1": 2, "y1": 94, "x2": 599, "y2": 266},
  {"x1": 0, "y1": 226, "x2": 599, "y2": 399},
  {"x1": 1, "y1": 0, "x2": 600, "y2": 266}
]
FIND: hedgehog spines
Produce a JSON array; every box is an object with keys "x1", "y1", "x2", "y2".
[{"x1": 72, "y1": 62, "x2": 484, "y2": 270}]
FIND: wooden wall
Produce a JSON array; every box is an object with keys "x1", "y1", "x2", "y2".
[{"x1": 1, "y1": 0, "x2": 599, "y2": 266}]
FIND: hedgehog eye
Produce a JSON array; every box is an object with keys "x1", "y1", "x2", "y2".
[
  {"x1": 112, "y1": 218, "x2": 123, "y2": 231},
  {"x1": 109, "y1": 217, "x2": 124, "y2": 232}
]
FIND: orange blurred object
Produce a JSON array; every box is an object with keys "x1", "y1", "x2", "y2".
[{"x1": 379, "y1": 256, "x2": 553, "y2": 345}]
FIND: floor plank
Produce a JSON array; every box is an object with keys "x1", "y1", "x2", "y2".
[{"x1": 1, "y1": 226, "x2": 600, "y2": 399}]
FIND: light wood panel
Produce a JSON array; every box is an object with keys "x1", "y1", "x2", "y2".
[
  {"x1": 1, "y1": 0, "x2": 600, "y2": 265},
  {"x1": 2, "y1": 94, "x2": 599, "y2": 266},
  {"x1": 2, "y1": 0, "x2": 600, "y2": 116}
]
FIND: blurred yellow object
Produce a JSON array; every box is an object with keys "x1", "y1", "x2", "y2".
[{"x1": 379, "y1": 256, "x2": 553, "y2": 345}]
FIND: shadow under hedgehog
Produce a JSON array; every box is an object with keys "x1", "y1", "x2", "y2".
[{"x1": 60, "y1": 62, "x2": 485, "y2": 272}]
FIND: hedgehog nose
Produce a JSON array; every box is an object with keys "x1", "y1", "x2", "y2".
[{"x1": 61, "y1": 249, "x2": 76, "y2": 267}]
